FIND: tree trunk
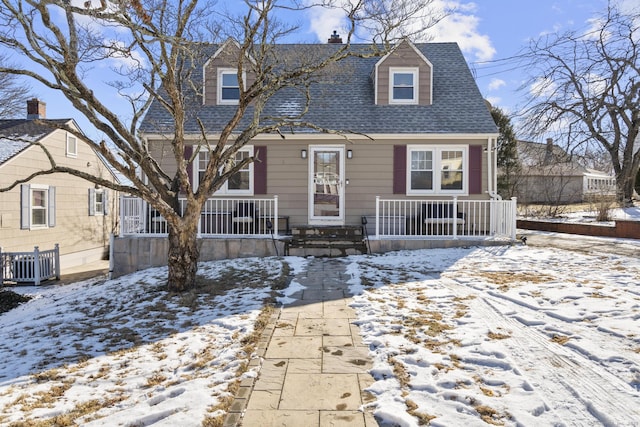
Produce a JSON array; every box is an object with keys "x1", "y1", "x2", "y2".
[{"x1": 166, "y1": 218, "x2": 200, "y2": 292}]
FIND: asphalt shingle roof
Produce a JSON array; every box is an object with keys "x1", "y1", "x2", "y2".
[
  {"x1": 140, "y1": 42, "x2": 497, "y2": 136},
  {"x1": 0, "y1": 119, "x2": 70, "y2": 165}
]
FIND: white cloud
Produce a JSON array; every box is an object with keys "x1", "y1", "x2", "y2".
[
  {"x1": 104, "y1": 40, "x2": 148, "y2": 71},
  {"x1": 305, "y1": 3, "x2": 348, "y2": 41},
  {"x1": 485, "y1": 96, "x2": 502, "y2": 109},
  {"x1": 529, "y1": 77, "x2": 556, "y2": 98},
  {"x1": 488, "y1": 78, "x2": 506, "y2": 91},
  {"x1": 304, "y1": 1, "x2": 496, "y2": 61},
  {"x1": 424, "y1": 1, "x2": 496, "y2": 61}
]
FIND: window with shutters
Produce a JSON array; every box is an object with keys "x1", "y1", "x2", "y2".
[
  {"x1": 196, "y1": 146, "x2": 253, "y2": 195},
  {"x1": 407, "y1": 146, "x2": 467, "y2": 195},
  {"x1": 89, "y1": 188, "x2": 109, "y2": 216},
  {"x1": 21, "y1": 184, "x2": 56, "y2": 229}
]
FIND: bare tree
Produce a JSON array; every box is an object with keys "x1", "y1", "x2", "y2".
[
  {"x1": 0, "y1": 53, "x2": 32, "y2": 118},
  {"x1": 517, "y1": 1, "x2": 640, "y2": 206},
  {"x1": 0, "y1": 0, "x2": 444, "y2": 291}
]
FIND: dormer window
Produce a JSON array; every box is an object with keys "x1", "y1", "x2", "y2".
[
  {"x1": 218, "y1": 69, "x2": 243, "y2": 104},
  {"x1": 390, "y1": 68, "x2": 419, "y2": 104}
]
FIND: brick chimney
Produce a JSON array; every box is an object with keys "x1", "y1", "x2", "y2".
[
  {"x1": 27, "y1": 98, "x2": 46, "y2": 120},
  {"x1": 328, "y1": 30, "x2": 342, "y2": 44}
]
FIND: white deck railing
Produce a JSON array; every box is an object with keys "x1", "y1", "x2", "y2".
[
  {"x1": 119, "y1": 195, "x2": 516, "y2": 242},
  {"x1": 120, "y1": 196, "x2": 281, "y2": 237},
  {"x1": 0, "y1": 244, "x2": 61, "y2": 285},
  {"x1": 371, "y1": 196, "x2": 517, "y2": 240}
]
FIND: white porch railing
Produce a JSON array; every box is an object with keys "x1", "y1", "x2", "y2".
[
  {"x1": 371, "y1": 196, "x2": 517, "y2": 240},
  {"x1": 0, "y1": 244, "x2": 61, "y2": 285},
  {"x1": 120, "y1": 196, "x2": 280, "y2": 237}
]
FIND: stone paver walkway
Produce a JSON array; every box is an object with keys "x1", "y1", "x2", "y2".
[{"x1": 225, "y1": 258, "x2": 378, "y2": 427}]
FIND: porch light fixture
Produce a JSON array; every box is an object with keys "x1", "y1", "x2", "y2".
[
  {"x1": 301, "y1": 149, "x2": 307, "y2": 159},
  {"x1": 347, "y1": 149, "x2": 353, "y2": 159}
]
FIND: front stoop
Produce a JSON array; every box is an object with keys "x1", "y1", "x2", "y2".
[{"x1": 283, "y1": 226, "x2": 368, "y2": 257}]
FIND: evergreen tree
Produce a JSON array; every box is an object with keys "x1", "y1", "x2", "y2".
[{"x1": 491, "y1": 106, "x2": 520, "y2": 199}]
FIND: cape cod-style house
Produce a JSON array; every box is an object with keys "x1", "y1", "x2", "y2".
[
  {"x1": 0, "y1": 100, "x2": 119, "y2": 283},
  {"x1": 114, "y1": 37, "x2": 516, "y2": 275}
]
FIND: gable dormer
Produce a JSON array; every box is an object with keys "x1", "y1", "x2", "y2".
[
  {"x1": 374, "y1": 40, "x2": 433, "y2": 106},
  {"x1": 203, "y1": 38, "x2": 256, "y2": 106}
]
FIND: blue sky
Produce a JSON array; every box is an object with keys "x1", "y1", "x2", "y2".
[{"x1": 22, "y1": 0, "x2": 619, "y2": 140}]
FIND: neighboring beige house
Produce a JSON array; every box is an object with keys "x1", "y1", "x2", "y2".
[
  {"x1": 514, "y1": 139, "x2": 616, "y2": 204},
  {"x1": 133, "y1": 38, "x2": 503, "y2": 236},
  {"x1": 0, "y1": 99, "x2": 119, "y2": 270}
]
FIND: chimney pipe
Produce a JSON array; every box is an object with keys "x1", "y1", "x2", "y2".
[
  {"x1": 328, "y1": 30, "x2": 343, "y2": 44},
  {"x1": 27, "y1": 98, "x2": 46, "y2": 120}
]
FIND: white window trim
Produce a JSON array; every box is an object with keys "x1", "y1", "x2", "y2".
[
  {"x1": 66, "y1": 133, "x2": 78, "y2": 158},
  {"x1": 389, "y1": 67, "x2": 419, "y2": 105},
  {"x1": 195, "y1": 146, "x2": 254, "y2": 195},
  {"x1": 30, "y1": 184, "x2": 49, "y2": 229},
  {"x1": 217, "y1": 68, "x2": 245, "y2": 105},
  {"x1": 406, "y1": 145, "x2": 468, "y2": 195},
  {"x1": 94, "y1": 189, "x2": 105, "y2": 216}
]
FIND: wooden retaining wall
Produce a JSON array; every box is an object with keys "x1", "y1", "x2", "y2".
[{"x1": 517, "y1": 219, "x2": 640, "y2": 240}]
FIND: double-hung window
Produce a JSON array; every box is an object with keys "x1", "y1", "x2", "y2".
[
  {"x1": 20, "y1": 184, "x2": 56, "y2": 229},
  {"x1": 197, "y1": 146, "x2": 253, "y2": 195},
  {"x1": 390, "y1": 67, "x2": 419, "y2": 104},
  {"x1": 31, "y1": 188, "x2": 48, "y2": 226},
  {"x1": 407, "y1": 146, "x2": 466, "y2": 194},
  {"x1": 218, "y1": 69, "x2": 243, "y2": 105}
]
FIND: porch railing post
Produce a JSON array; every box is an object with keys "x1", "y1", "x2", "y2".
[
  {"x1": 54, "y1": 243, "x2": 60, "y2": 280},
  {"x1": 510, "y1": 197, "x2": 518, "y2": 241},
  {"x1": 375, "y1": 196, "x2": 380, "y2": 239},
  {"x1": 274, "y1": 195, "x2": 279, "y2": 236},
  {"x1": 119, "y1": 195, "x2": 124, "y2": 237},
  {"x1": 33, "y1": 246, "x2": 41, "y2": 286},
  {"x1": 452, "y1": 196, "x2": 458, "y2": 239}
]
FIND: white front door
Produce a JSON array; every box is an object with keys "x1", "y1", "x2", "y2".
[{"x1": 309, "y1": 146, "x2": 345, "y2": 225}]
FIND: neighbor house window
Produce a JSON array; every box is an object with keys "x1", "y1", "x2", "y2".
[
  {"x1": 218, "y1": 69, "x2": 243, "y2": 104},
  {"x1": 66, "y1": 134, "x2": 77, "y2": 157},
  {"x1": 196, "y1": 146, "x2": 253, "y2": 194},
  {"x1": 31, "y1": 188, "x2": 47, "y2": 226},
  {"x1": 390, "y1": 68, "x2": 419, "y2": 104},
  {"x1": 20, "y1": 184, "x2": 56, "y2": 229},
  {"x1": 407, "y1": 146, "x2": 466, "y2": 194},
  {"x1": 89, "y1": 188, "x2": 109, "y2": 216}
]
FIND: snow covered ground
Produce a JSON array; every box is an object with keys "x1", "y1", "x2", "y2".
[
  {"x1": 347, "y1": 244, "x2": 640, "y2": 426},
  {"x1": 1, "y1": 234, "x2": 639, "y2": 426}
]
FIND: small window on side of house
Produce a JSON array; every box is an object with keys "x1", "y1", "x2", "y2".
[
  {"x1": 95, "y1": 190, "x2": 104, "y2": 215},
  {"x1": 67, "y1": 134, "x2": 78, "y2": 157},
  {"x1": 31, "y1": 188, "x2": 48, "y2": 226},
  {"x1": 390, "y1": 68, "x2": 419, "y2": 104}
]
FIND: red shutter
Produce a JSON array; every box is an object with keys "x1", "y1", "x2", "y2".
[
  {"x1": 393, "y1": 145, "x2": 407, "y2": 194},
  {"x1": 184, "y1": 145, "x2": 194, "y2": 187},
  {"x1": 254, "y1": 146, "x2": 267, "y2": 194},
  {"x1": 469, "y1": 145, "x2": 482, "y2": 194}
]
